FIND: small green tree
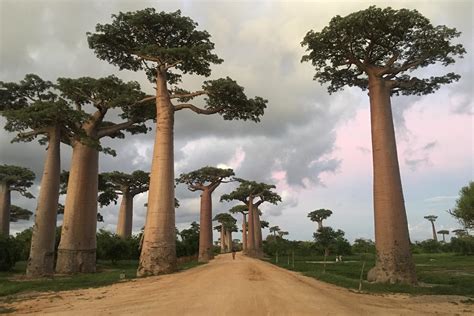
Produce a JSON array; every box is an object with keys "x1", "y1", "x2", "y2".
[
  {"x1": 178, "y1": 222, "x2": 200, "y2": 257},
  {"x1": 0, "y1": 164, "x2": 35, "y2": 236},
  {"x1": 302, "y1": 6, "x2": 465, "y2": 284},
  {"x1": 88, "y1": 8, "x2": 267, "y2": 276},
  {"x1": 314, "y1": 227, "x2": 343, "y2": 272},
  {"x1": 449, "y1": 182, "x2": 474, "y2": 229}
]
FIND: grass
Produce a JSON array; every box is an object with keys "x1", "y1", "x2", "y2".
[
  {"x1": 0, "y1": 259, "x2": 203, "y2": 299},
  {"x1": 269, "y1": 253, "x2": 474, "y2": 297}
]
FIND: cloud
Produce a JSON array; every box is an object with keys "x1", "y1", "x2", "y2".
[{"x1": 424, "y1": 196, "x2": 458, "y2": 203}]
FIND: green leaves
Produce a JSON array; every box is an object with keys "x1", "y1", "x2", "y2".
[
  {"x1": 176, "y1": 166, "x2": 234, "y2": 191},
  {"x1": 220, "y1": 178, "x2": 281, "y2": 206},
  {"x1": 202, "y1": 77, "x2": 267, "y2": 122},
  {"x1": 301, "y1": 6, "x2": 466, "y2": 95},
  {"x1": 0, "y1": 164, "x2": 35, "y2": 198},
  {"x1": 307, "y1": 209, "x2": 333, "y2": 223},
  {"x1": 87, "y1": 8, "x2": 223, "y2": 83},
  {"x1": 98, "y1": 171, "x2": 150, "y2": 207},
  {"x1": 449, "y1": 182, "x2": 474, "y2": 229},
  {"x1": 9, "y1": 205, "x2": 33, "y2": 222}
]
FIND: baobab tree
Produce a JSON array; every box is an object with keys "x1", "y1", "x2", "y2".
[
  {"x1": 213, "y1": 213, "x2": 236, "y2": 253},
  {"x1": 1, "y1": 74, "x2": 86, "y2": 276},
  {"x1": 98, "y1": 171, "x2": 150, "y2": 238},
  {"x1": 307, "y1": 209, "x2": 333, "y2": 230},
  {"x1": 437, "y1": 230, "x2": 449, "y2": 243},
  {"x1": 0, "y1": 164, "x2": 35, "y2": 236},
  {"x1": 302, "y1": 6, "x2": 465, "y2": 284},
  {"x1": 55, "y1": 76, "x2": 154, "y2": 274},
  {"x1": 221, "y1": 179, "x2": 281, "y2": 257},
  {"x1": 88, "y1": 8, "x2": 267, "y2": 276},
  {"x1": 424, "y1": 215, "x2": 438, "y2": 241},
  {"x1": 176, "y1": 167, "x2": 234, "y2": 262},
  {"x1": 229, "y1": 205, "x2": 248, "y2": 252},
  {"x1": 270, "y1": 226, "x2": 281, "y2": 237}
]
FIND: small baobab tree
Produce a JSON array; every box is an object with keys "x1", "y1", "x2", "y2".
[
  {"x1": 98, "y1": 171, "x2": 150, "y2": 238},
  {"x1": 176, "y1": 167, "x2": 234, "y2": 263},
  {"x1": 221, "y1": 179, "x2": 281, "y2": 257},
  {"x1": 269, "y1": 226, "x2": 281, "y2": 237},
  {"x1": 88, "y1": 8, "x2": 267, "y2": 276},
  {"x1": 302, "y1": 6, "x2": 465, "y2": 284},
  {"x1": 0, "y1": 165, "x2": 35, "y2": 236},
  {"x1": 213, "y1": 213, "x2": 236, "y2": 253},
  {"x1": 437, "y1": 230, "x2": 449, "y2": 243},
  {"x1": 307, "y1": 209, "x2": 333, "y2": 230},
  {"x1": 424, "y1": 215, "x2": 438, "y2": 241},
  {"x1": 229, "y1": 205, "x2": 249, "y2": 252}
]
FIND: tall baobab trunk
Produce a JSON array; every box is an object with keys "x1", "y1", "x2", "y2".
[
  {"x1": 116, "y1": 190, "x2": 133, "y2": 238},
  {"x1": 220, "y1": 225, "x2": 226, "y2": 253},
  {"x1": 138, "y1": 70, "x2": 176, "y2": 276},
  {"x1": 430, "y1": 221, "x2": 438, "y2": 241},
  {"x1": 56, "y1": 141, "x2": 99, "y2": 274},
  {"x1": 0, "y1": 182, "x2": 10, "y2": 236},
  {"x1": 27, "y1": 128, "x2": 61, "y2": 277},
  {"x1": 227, "y1": 229, "x2": 232, "y2": 252},
  {"x1": 366, "y1": 76, "x2": 417, "y2": 285},
  {"x1": 317, "y1": 221, "x2": 323, "y2": 230},
  {"x1": 198, "y1": 189, "x2": 213, "y2": 262},
  {"x1": 253, "y1": 208, "x2": 263, "y2": 257},
  {"x1": 242, "y1": 213, "x2": 247, "y2": 253},
  {"x1": 246, "y1": 196, "x2": 256, "y2": 256}
]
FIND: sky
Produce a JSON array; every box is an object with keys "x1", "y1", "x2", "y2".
[{"x1": 1, "y1": 0, "x2": 472, "y2": 243}]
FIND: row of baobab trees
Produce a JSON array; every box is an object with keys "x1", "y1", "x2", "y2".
[{"x1": 1, "y1": 5, "x2": 467, "y2": 285}]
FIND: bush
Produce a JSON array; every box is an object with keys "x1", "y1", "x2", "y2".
[
  {"x1": 451, "y1": 236, "x2": 474, "y2": 255},
  {"x1": 96, "y1": 229, "x2": 130, "y2": 263},
  {"x1": 417, "y1": 239, "x2": 443, "y2": 253},
  {"x1": 14, "y1": 227, "x2": 33, "y2": 261},
  {"x1": 0, "y1": 235, "x2": 20, "y2": 271}
]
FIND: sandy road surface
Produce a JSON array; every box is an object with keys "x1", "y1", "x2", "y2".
[{"x1": 6, "y1": 253, "x2": 472, "y2": 315}]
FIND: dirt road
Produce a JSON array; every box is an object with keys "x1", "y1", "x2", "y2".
[{"x1": 7, "y1": 253, "x2": 471, "y2": 315}]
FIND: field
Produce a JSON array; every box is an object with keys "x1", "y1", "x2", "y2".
[{"x1": 269, "y1": 253, "x2": 474, "y2": 297}]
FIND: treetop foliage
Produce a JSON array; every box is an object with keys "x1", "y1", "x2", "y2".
[
  {"x1": 9, "y1": 205, "x2": 33, "y2": 222},
  {"x1": 220, "y1": 178, "x2": 282, "y2": 206},
  {"x1": 424, "y1": 215, "x2": 438, "y2": 222},
  {"x1": 0, "y1": 164, "x2": 35, "y2": 198},
  {"x1": 98, "y1": 170, "x2": 150, "y2": 207},
  {"x1": 449, "y1": 181, "x2": 474, "y2": 229},
  {"x1": 308, "y1": 209, "x2": 333, "y2": 222},
  {"x1": 228, "y1": 205, "x2": 248, "y2": 215},
  {"x1": 176, "y1": 166, "x2": 234, "y2": 191},
  {"x1": 87, "y1": 8, "x2": 223, "y2": 83},
  {"x1": 213, "y1": 213, "x2": 237, "y2": 230},
  {"x1": 301, "y1": 6, "x2": 466, "y2": 95}
]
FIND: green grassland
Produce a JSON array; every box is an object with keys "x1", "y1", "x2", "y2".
[{"x1": 269, "y1": 253, "x2": 474, "y2": 297}]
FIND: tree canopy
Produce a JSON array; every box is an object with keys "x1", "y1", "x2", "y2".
[
  {"x1": 0, "y1": 164, "x2": 35, "y2": 198},
  {"x1": 98, "y1": 171, "x2": 150, "y2": 207},
  {"x1": 308, "y1": 209, "x2": 333, "y2": 223},
  {"x1": 449, "y1": 182, "x2": 474, "y2": 229},
  {"x1": 88, "y1": 8, "x2": 267, "y2": 122},
  {"x1": 213, "y1": 213, "x2": 236, "y2": 230},
  {"x1": 301, "y1": 6, "x2": 465, "y2": 95},
  {"x1": 9, "y1": 205, "x2": 33, "y2": 222},
  {"x1": 220, "y1": 179, "x2": 281, "y2": 206},
  {"x1": 176, "y1": 166, "x2": 234, "y2": 192}
]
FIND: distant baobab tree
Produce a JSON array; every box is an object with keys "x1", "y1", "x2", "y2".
[
  {"x1": 302, "y1": 6, "x2": 465, "y2": 284},
  {"x1": 437, "y1": 230, "x2": 449, "y2": 242},
  {"x1": 424, "y1": 215, "x2": 438, "y2": 241},
  {"x1": 307, "y1": 209, "x2": 333, "y2": 230}
]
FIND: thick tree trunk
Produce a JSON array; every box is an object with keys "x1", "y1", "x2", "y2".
[
  {"x1": 254, "y1": 208, "x2": 263, "y2": 257},
  {"x1": 317, "y1": 221, "x2": 323, "y2": 230},
  {"x1": 27, "y1": 128, "x2": 61, "y2": 277},
  {"x1": 56, "y1": 141, "x2": 99, "y2": 274},
  {"x1": 246, "y1": 197, "x2": 256, "y2": 256},
  {"x1": 242, "y1": 214, "x2": 247, "y2": 253},
  {"x1": 227, "y1": 230, "x2": 232, "y2": 252},
  {"x1": 0, "y1": 183, "x2": 10, "y2": 236},
  {"x1": 430, "y1": 221, "x2": 438, "y2": 241},
  {"x1": 116, "y1": 190, "x2": 133, "y2": 238},
  {"x1": 220, "y1": 226, "x2": 226, "y2": 253},
  {"x1": 138, "y1": 71, "x2": 176, "y2": 276},
  {"x1": 366, "y1": 76, "x2": 417, "y2": 285},
  {"x1": 198, "y1": 189, "x2": 213, "y2": 262}
]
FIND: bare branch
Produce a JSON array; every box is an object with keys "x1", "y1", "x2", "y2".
[
  {"x1": 17, "y1": 128, "x2": 48, "y2": 139},
  {"x1": 170, "y1": 90, "x2": 207, "y2": 99},
  {"x1": 174, "y1": 104, "x2": 224, "y2": 115},
  {"x1": 386, "y1": 58, "x2": 425, "y2": 79},
  {"x1": 97, "y1": 120, "x2": 136, "y2": 138},
  {"x1": 165, "y1": 60, "x2": 183, "y2": 70},
  {"x1": 134, "y1": 52, "x2": 162, "y2": 64}
]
